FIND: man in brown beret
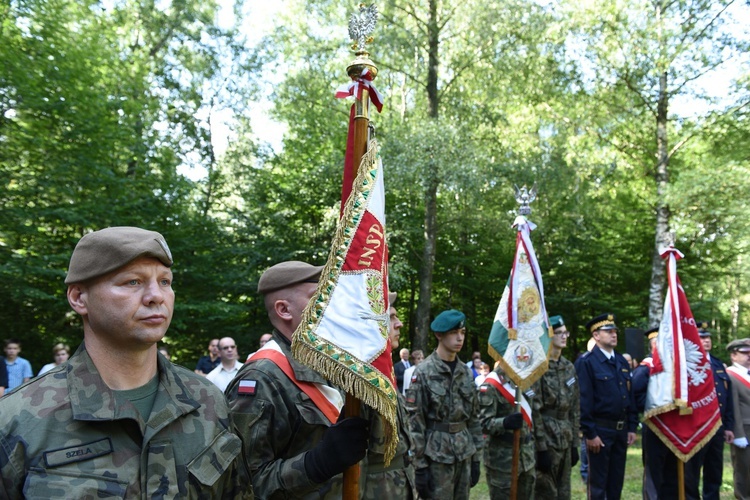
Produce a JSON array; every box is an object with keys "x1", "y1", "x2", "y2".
[
  {"x1": 226, "y1": 260, "x2": 370, "y2": 499},
  {"x1": 727, "y1": 338, "x2": 750, "y2": 499},
  {"x1": 0, "y1": 227, "x2": 249, "y2": 499}
]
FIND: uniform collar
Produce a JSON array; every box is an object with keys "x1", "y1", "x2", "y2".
[{"x1": 67, "y1": 344, "x2": 201, "y2": 433}]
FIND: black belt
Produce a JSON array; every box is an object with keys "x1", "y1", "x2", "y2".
[
  {"x1": 500, "y1": 433, "x2": 532, "y2": 444},
  {"x1": 595, "y1": 418, "x2": 626, "y2": 431},
  {"x1": 541, "y1": 409, "x2": 569, "y2": 420},
  {"x1": 427, "y1": 421, "x2": 467, "y2": 433}
]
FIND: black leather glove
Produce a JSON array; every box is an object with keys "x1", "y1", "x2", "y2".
[
  {"x1": 470, "y1": 461, "x2": 480, "y2": 487},
  {"x1": 304, "y1": 417, "x2": 369, "y2": 484},
  {"x1": 415, "y1": 467, "x2": 434, "y2": 498},
  {"x1": 571, "y1": 446, "x2": 579, "y2": 466},
  {"x1": 502, "y1": 412, "x2": 524, "y2": 430},
  {"x1": 536, "y1": 450, "x2": 553, "y2": 473}
]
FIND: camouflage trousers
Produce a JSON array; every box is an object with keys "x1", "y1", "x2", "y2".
[
  {"x1": 424, "y1": 459, "x2": 471, "y2": 500},
  {"x1": 486, "y1": 464, "x2": 535, "y2": 500},
  {"x1": 535, "y1": 447, "x2": 572, "y2": 500},
  {"x1": 362, "y1": 465, "x2": 416, "y2": 499}
]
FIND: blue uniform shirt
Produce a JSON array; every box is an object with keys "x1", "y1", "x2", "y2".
[
  {"x1": 709, "y1": 354, "x2": 734, "y2": 431},
  {"x1": 577, "y1": 346, "x2": 637, "y2": 439}
]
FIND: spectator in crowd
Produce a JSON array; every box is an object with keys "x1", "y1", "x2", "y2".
[
  {"x1": 402, "y1": 350, "x2": 424, "y2": 395},
  {"x1": 195, "y1": 338, "x2": 220, "y2": 376},
  {"x1": 206, "y1": 337, "x2": 242, "y2": 392},
  {"x1": 158, "y1": 345, "x2": 171, "y2": 361},
  {"x1": 468, "y1": 352, "x2": 482, "y2": 378},
  {"x1": 245, "y1": 333, "x2": 273, "y2": 361},
  {"x1": 474, "y1": 363, "x2": 491, "y2": 387},
  {"x1": 3, "y1": 339, "x2": 33, "y2": 390},
  {"x1": 394, "y1": 347, "x2": 411, "y2": 394},
  {"x1": 37, "y1": 343, "x2": 71, "y2": 376}
]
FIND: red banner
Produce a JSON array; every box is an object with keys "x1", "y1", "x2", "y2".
[{"x1": 644, "y1": 246, "x2": 721, "y2": 461}]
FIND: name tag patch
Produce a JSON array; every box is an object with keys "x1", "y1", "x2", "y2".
[
  {"x1": 44, "y1": 438, "x2": 113, "y2": 468},
  {"x1": 238, "y1": 380, "x2": 257, "y2": 396},
  {"x1": 524, "y1": 389, "x2": 535, "y2": 398}
]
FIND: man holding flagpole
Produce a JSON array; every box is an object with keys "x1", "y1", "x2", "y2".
[
  {"x1": 479, "y1": 363, "x2": 536, "y2": 498},
  {"x1": 576, "y1": 313, "x2": 637, "y2": 500},
  {"x1": 226, "y1": 261, "x2": 370, "y2": 499},
  {"x1": 405, "y1": 309, "x2": 483, "y2": 500}
]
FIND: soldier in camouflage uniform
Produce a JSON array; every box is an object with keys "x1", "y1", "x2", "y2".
[
  {"x1": 0, "y1": 227, "x2": 248, "y2": 499},
  {"x1": 478, "y1": 364, "x2": 536, "y2": 499},
  {"x1": 361, "y1": 292, "x2": 417, "y2": 499},
  {"x1": 532, "y1": 315, "x2": 580, "y2": 500},
  {"x1": 226, "y1": 261, "x2": 370, "y2": 499},
  {"x1": 405, "y1": 309, "x2": 483, "y2": 500}
]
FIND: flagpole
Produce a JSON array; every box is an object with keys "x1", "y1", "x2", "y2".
[
  {"x1": 677, "y1": 460, "x2": 685, "y2": 500},
  {"x1": 510, "y1": 386, "x2": 522, "y2": 500},
  {"x1": 340, "y1": 5, "x2": 379, "y2": 500}
]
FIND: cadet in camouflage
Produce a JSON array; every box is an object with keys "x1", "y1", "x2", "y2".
[
  {"x1": 405, "y1": 310, "x2": 483, "y2": 500},
  {"x1": 0, "y1": 227, "x2": 248, "y2": 499},
  {"x1": 361, "y1": 292, "x2": 417, "y2": 499},
  {"x1": 226, "y1": 261, "x2": 369, "y2": 499},
  {"x1": 478, "y1": 365, "x2": 537, "y2": 499},
  {"x1": 532, "y1": 315, "x2": 580, "y2": 500}
]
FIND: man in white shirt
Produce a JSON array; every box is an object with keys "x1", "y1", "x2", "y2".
[
  {"x1": 402, "y1": 350, "x2": 424, "y2": 395},
  {"x1": 207, "y1": 337, "x2": 243, "y2": 392}
]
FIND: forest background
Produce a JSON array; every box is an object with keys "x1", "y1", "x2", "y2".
[{"x1": 2, "y1": 0, "x2": 749, "y2": 370}]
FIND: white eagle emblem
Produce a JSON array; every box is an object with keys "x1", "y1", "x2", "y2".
[{"x1": 684, "y1": 340, "x2": 710, "y2": 386}]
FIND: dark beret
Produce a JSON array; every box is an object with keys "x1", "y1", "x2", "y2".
[
  {"x1": 549, "y1": 315, "x2": 564, "y2": 330},
  {"x1": 257, "y1": 261, "x2": 323, "y2": 294},
  {"x1": 431, "y1": 309, "x2": 466, "y2": 333},
  {"x1": 644, "y1": 327, "x2": 659, "y2": 340},
  {"x1": 65, "y1": 227, "x2": 172, "y2": 284},
  {"x1": 586, "y1": 313, "x2": 617, "y2": 333}
]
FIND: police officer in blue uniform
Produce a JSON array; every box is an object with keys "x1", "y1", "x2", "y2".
[
  {"x1": 576, "y1": 313, "x2": 637, "y2": 500},
  {"x1": 687, "y1": 322, "x2": 735, "y2": 500}
]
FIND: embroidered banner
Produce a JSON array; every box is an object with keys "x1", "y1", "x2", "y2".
[
  {"x1": 291, "y1": 140, "x2": 399, "y2": 464},
  {"x1": 644, "y1": 246, "x2": 721, "y2": 461},
  {"x1": 488, "y1": 216, "x2": 552, "y2": 390}
]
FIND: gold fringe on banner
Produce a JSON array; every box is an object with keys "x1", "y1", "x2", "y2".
[
  {"x1": 292, "y1": 140, "x2": 399, "y2": 465},
  {"x1": 645, "y1": 417, "x2": 721, "y2": 462}
]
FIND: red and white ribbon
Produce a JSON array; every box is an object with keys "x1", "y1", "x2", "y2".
[{"x1": 335, "y1": 68, "x2": 384, "y2": 113}]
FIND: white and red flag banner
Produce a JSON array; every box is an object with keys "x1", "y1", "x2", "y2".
[
  {"x1": 487, "y1": 216, "x2": 552, "y2": 390},
  {"x1": 644, "y1": 246, "x2": 721, "y2": 461},
  {"x1": 291, "y1": 139, "x2": 399, "y2": 464}
]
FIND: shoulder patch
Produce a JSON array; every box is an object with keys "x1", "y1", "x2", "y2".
[
  {"x1": 406, "y1": 395, "x2": 416, "y2": 403},
  {"x1": 480, "y1": 385, "x2": 489, "y2": 392},
  {"x1": 411, "y1": 374, "x2": 418, "y2": 382},
  {"x1": 524, "y1": 389, "x2": 535, "y2": 398},
  {"x1": 566, "y1": 377, "x2": 576, "y2": 387},
  {"x1": 238, "y1": 380, "x2": 257, "y2": 396}
]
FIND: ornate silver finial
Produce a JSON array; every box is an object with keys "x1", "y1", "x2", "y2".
[
  {"x1": 348, "y1": 4, "x2": 378, "y2": 52},
  {"x1": 514, "y1": 183, "x2": 537, "y2": 216}
]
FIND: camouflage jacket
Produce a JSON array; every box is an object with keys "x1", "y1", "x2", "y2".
[
  {"x1": 404, "y1": 352, "x2": 483, "y2": 468},
  {"x1": 361, "y1": 392, "x2": 417, "y2": 499},
  {"x1": 531, "y1": 356, "x2": 580, "y2": 452},
  {"x1": 0, "y1": 345, "x2": 248, "y2": 499},
  {"x1": 478, "y1": 367, "x2": 536, "y2": 473},
  {"x1": 226, "y1": 330, "x2": 350, "y2": 500}
]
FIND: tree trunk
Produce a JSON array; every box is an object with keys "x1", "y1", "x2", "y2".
[
  {"x1": 414, "y1": 0, "x2": 441, "y2": 351},
  {"x1": 648, "y1": 66, "x2": 670, "y2": 327}
]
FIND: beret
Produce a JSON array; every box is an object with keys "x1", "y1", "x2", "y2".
[
  {"x1": 431, "y1": 309, "x2": 466, "y2": 333},
  {"x1": 726, "y1": 338, "x2": 750, "y2": 352},
  {"x1": 586, "y1": 313, "x2": 617, "y2": 333},
  {"x1": 549, "y1": 315, "x2": 564, "y2": 330},
  {"x1": 257, "y1": 261, "x2": 323, "y2": 294},
  {"x1": 644, "y1": 327, "x2": 659, "y2": 340},
  {"x1": 65, "y1": 227, "x2": 172, "y2": 284},
  {"x1": 388, "y1": 292, "x2": 397, "y2": 307}
]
